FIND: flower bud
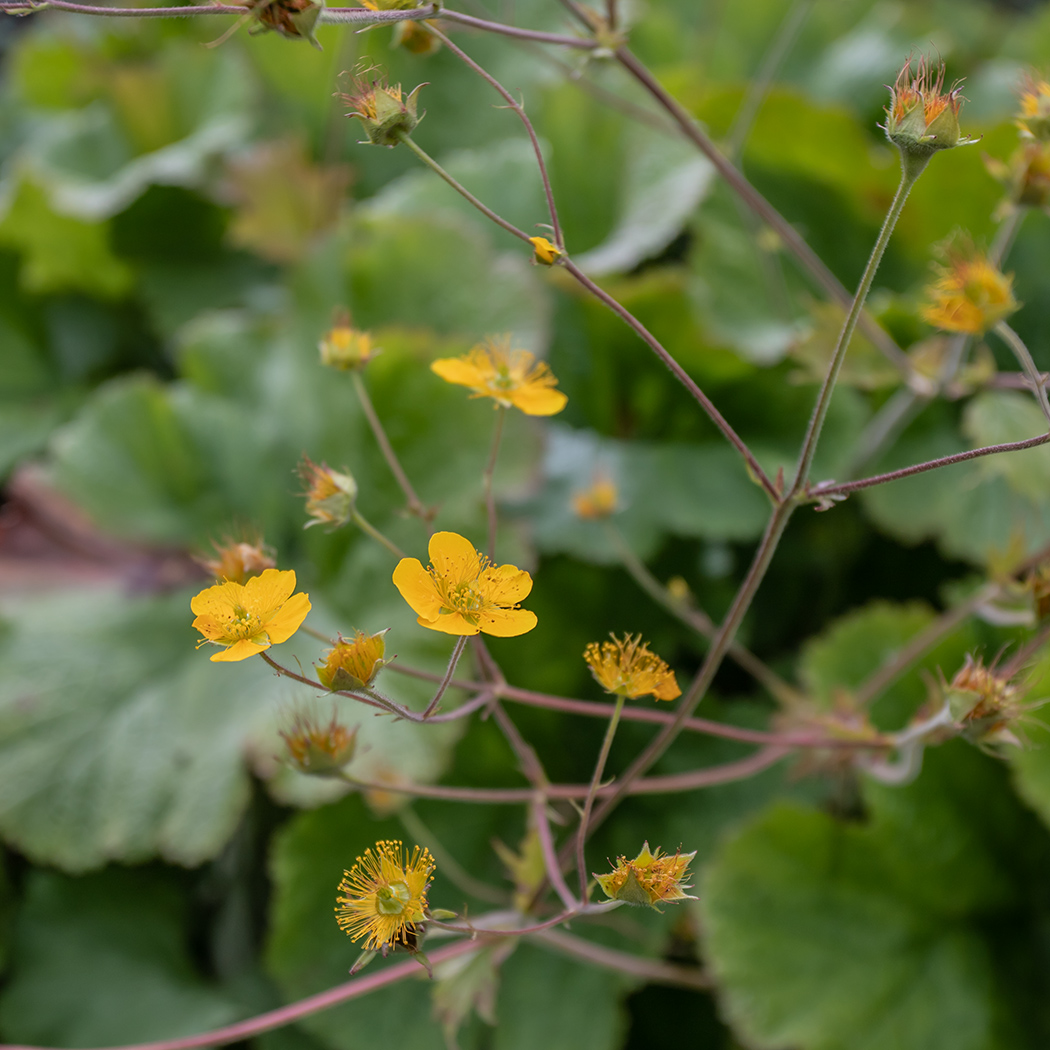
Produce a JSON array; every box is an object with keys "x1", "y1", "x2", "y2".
[
  {"x1": 528, "y1": 236, "x2": 563, "y2": 267},
  {"x1": 571, "y1": 476, "x2": 617, "y2": 519},
  {"x1": 280, "y1": 708, "x2": 357, "y2": 775},
  {"x1": 317, "y1": 629, "x2": 390, "y2": 690},
  {"x1": 883, "y1": 55, "x2": 971, "y2": 167},
  {"x1": 320, "y1": 315, "x2": 380, "y2": 371},
  {"x1": 338, "y1": 74, "x2": 425, "y2": 147},
  {"x1": 944, "y1": 655, "x2": 1027, "y2": 752},
  {"x1": 594, "y1": 842, "x2": 697, "y2": 910},
  {"x1": 299, "y1": 456, "x2": 357, "y2": 529}
]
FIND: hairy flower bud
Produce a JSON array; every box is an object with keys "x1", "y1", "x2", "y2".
[
  {"x1": 317, "y1": 629, "x2": 390, "y2": 690},
  {"x1": 320, "y1": 315, "x2": 380, "y2": 371},
  {"x1": 883, "y1": 55, "x2": 972, "y2": 168},
  {"x1": 280, "y1": 707, "x2": 357, "y2": 775},
  {"x1": 299, "y1": 456, "x2": 357, "y2": 529}
]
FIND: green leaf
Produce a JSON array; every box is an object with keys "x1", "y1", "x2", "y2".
[
  {"x1": 961, "y1": 390, "x2": 1050, "y2": 503},
  {"x1": 573, "y1": 126, "x2": 715, "y2": 276},
  {"x1": 0, "y1": 868, "x2": 240, "y2": 1046},
  {"x1": 702, "y1": 745, "x2": 1036, "y2": 1050},
  {"x1": 526, "y1": 424, "x2": 769, "y2": 563},
  {"x1": 492, "y1": 943, "x2": 627, "y2": 1050},
  {"x1": 0, "y1": 179, "x2": 133, "y2": 297},
  {"x1": 0, "y1": 584, "x2": 462, "y2": 870}
]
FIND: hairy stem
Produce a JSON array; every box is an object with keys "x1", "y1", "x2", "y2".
[
  {"x1": 350, "y1": 371, "x2": 428, "y2": 523},
  {"x1": 576, "y1": 693, "x2": 626, "y2": 900},
  {"x1": 423, "y1": 636, "x2": 468, "y2": 718},
  {"x1": 350, "y1": 510, "x2": 406, "y2": 559},
  {"x1": 995, "y1": 321, "x2": 1050, "y2": 427}
]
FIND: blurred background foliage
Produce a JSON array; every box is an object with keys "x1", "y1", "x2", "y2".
[{"x1": 3, "y1": 0, "x2": 1050, "y2": 1047}]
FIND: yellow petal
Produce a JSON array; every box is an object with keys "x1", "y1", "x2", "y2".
[
  {"x1": 210, "y1": 639, "x2": 269, "y2": 662},
  {"x1": 192, "y1": 613, "x2": 228, "y2": 641},
  {"x1": 393, "y1": 557, "x2": 443, "y2": 620},
  {"x1": 243, "y1": 568, "x2": 297, "y2": 615},
  {"x1": 652, "y1": 676, "x2": 681, "y2": 701},
  {"x1": 431, "y1": 357, "x2": 486, "y2": 390},
  {"x1": 190, "y1": 580, "x2": 245, "y2": 617},
  {"x1": 418, "y1": 611, "x2": 481, "y2": 635},
  {"x1": 265, "y1": 591, "x2": 312, "y2": 643},
  {"x1": 477, "y1": 607, "x2": 538, "y2": 637},
  {"x1": 509, "y1": 386, "x2": 568, "y2": 416},
  {"x1": 479, "y1": 564, "x2": 533, "y2": 605},
  {"x1": 428, "y1": 531, "x2": 481, "y2": 584}
]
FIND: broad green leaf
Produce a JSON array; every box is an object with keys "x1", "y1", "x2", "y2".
[
  {"x1": 0, "y1": 179, "x2": 132, "y2": 297},
  {"x1": 0, "y1": 868, "x2": 240, "y2": 1047},
  {"x1": 492, "y1": 943, "x2": 627, "y2": 1050},
  {"x1": 961, "y1": 390, "x2": 1050, "y2": 503},
  {"x1": 0, "y1": 585, "x2": 462, "y2": 870},
  {"x1": 525, "y1": 424, "x2": 769, "y2": 563},
  {"x1": 574, "y1": 126, "x2": 715, "y2": 276},
  {"x1": 702, "y1": 745, "x2": 1040, "y2": 1050}
]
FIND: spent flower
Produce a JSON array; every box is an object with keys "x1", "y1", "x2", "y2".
[
  {"x1": 594, "y1": 842, "x2": 697, "y2": 909},
  {"x1": 317, "y1": 629, "x2": 390, "y2": 690},
  {"x1": 196, "y1": 536, "x2": 276, "y2": 584},
  {"x1": 338, "y1": 72, "x2": 424, "y2": 147},
  {"x1": 944, "y1": 655, "x2": 1031, "y2": 751},
  {"x1": 191, "y1": 568, "x2": 311, "y2": 662},
  {"x1": 921, "y1": 240, "x2": 1018, "y2": 335},
  {"x1": 430, "y1": 336, "x2": 568, "y2": 416},
  {"x1": 299, "y1": 456, "x2": 357, "y2": 529},
  {"x1": 528, "y1": 236, "x2": 563, "y2": 266},
  {"x1": 584, "y1": 633, "x2": 681, "y2": 701},
  {"x1": 335, "y1": 840, "x2": 435, "y2": 951},
  {"x1": 280, "y1": 707, "x2": 357, "y2": 775},
  {"x1": 393, "y1": 531, "x2": 537, "y2": 637},
  {"x1": 235, "y1": 0, "x2": 322, "y2": 48}
]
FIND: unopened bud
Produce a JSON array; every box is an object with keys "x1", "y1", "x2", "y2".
[
  {"x1": 197, "y1": 537, "x2": 276, "y2": 584},
  {"x1": 320, "y1": 315, "x2": 380, "y2": 371},
  {"x1": 883, "y1": 55, "x2": 972, "y2": 168},
  {"x1": 317, "y1": 629, "x2": 390, "y2": 690},
  {"x1": 299, "y1": 456, "x2": 357, "y2": 530},
  {"x1": 338, "y1": 73, "x2": 425, "y2": 147},
  {"x1": 280, "y1": 708, "x2": 357, "y2": 775}
]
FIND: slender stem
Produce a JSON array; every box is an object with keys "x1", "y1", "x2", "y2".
[
  {"x1": 350, "y1": 510, "x2": 406, "y2": 559},
  {"x1": 397, "y1": 134, "x2": 532, "y2": 244},
  {"x1": 2, "y1": 939, "x2": 482, "y2": 1050},
  {"x1": 612, "y1": 46, "x2": 913, "y2": 376},
  {"x1": 423, "y1": 636, "x2": 468, "y2": 718},
  {"x1": 350, "y1": 371, "x2": 427, "y2": 523},
  {"x1": 347, "y1": 745, "x2": 792, "y2": 803},
  {"x1": 995, "y1": 321, "x2": 1050, "y2": 427},
  {"x1": 483, "y1": 406, "x2": 506, "y2": 560},
  {"x1": 0, "y1": 0, "x2": 238, "y2": 15},
  {"x1": 583, "y1": 158, "x2": 924, "y2": 829},
  {"x1": 808, "y1": 431, "x2": 1050, "y2": 499},
  {"x1": 725, "y1": 0, "x2": 813, "y2": 160},
  {"x1": 533, "y1": 929, "x2": 710, "y2": 990},
  {"x1": 260, "y1": 651, "x2": 408, "y2": 718},
  {"x1": 491, "y1": 702, "x2": 549, "y2": 787},
  {"x1": 844, "y1": 387, "x2": 924, "y2": 480},
  {"x1": 604, "y1": 522, "x2": 802, "y2": 705},
  {"x1": 990, "y1": 207, "x2": 1025, "y2": 265},
  {"x1": 575, "y1": 694, "x2": 625, "y2": 900},
  {"x1": 1000, "y1": 621, "x2": 1050, "y2": 678},
  {"x1": 790, "y1": 160, "x2": 925, "y2": 495},
  {"x1": 389, "y1": 662, "x2": 886, "y2": 748},
  {"x1": 533, "y1": 795, "x2": 579, "y2": 910},
  {"x1": 853, "y1": 584, "x2": 999, "y2": 707},
  {"x1": 424, "y1": 24, "x2": 564, "y2": 248},
  {"x1": 397, "y1": 805, "x2": 508, "y2": 904},
  {"x1": 561, "y1": 260, "x2": 780, "y2": 501}
]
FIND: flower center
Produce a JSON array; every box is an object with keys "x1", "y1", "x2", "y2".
[
  {"x1": 226, "y1": 605, "x2": 264, "y2": 641},
  {"x1": 375, "y1": 881, "x2": 411, "y2": 915}
]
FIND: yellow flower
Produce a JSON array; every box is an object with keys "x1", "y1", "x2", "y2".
[
  {"x1": 335, "y1": 840, "x2": 435, "y2": 951},
  {"x1": 921, "y1": 244, "x2": 1018, "y2": 335},
  {"x1": 594, "y1": 842, "x2": 697, "y2": 909},
  {"x1": 1018, "y1": 73, "x2": 1050, "y2": 141},
  {"x1": 529, "y1": 236, "x2": 563, "y2": 266},
  {"x1": 359, "y1": 0, "x2": 417, "y2": 8},
  {"x1": 319, "y1": 316, "x2": 380, "y2": 371},
  {"x1": 584, "y1": 633, "x2": 681, "y2": 701},
  {"x1": 196, "y1": 537, "x2": 276, "y2": 584},
  {"x1": 571, "y1": 476, "x2": 618, "y2": 519},
  {"x1": 317, "y1": 630, "x2": 390, "y2": 690},
  {"x1": 280, "y1": 707, "x2": 357, "y2": 775},
  {"x1": 299, "y1": 456, "x2": 357, "y2": 529},
  {"x1": 392, "y1": 531, "x2": 537, "y2": 637},
  {"x1": 430, "y1": 336, "x2": 568, "y2": 416},
  {"x1": 191, "y1": 568, "x2": 311, "y2": 662}
]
